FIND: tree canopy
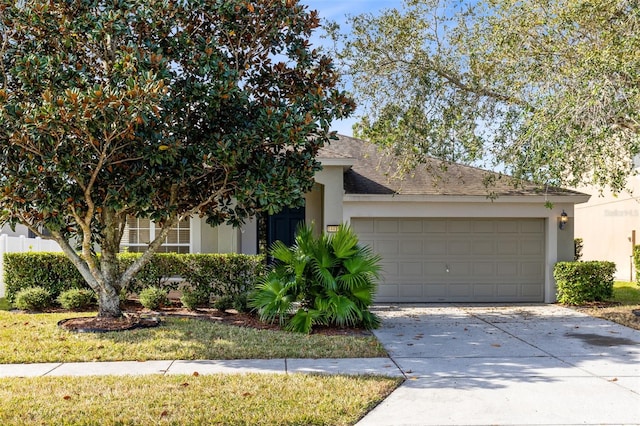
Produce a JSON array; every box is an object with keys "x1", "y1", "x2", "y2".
[
  {"x1": 0, "y1": 0, "x2": 353, "y2": 317},
  {"x1": 333, "y1": 0, "x2": 640, "y2": 192}
]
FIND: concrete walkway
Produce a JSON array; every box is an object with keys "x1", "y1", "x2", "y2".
[
  {"x1": 0, "y1": 357, "x2": 403, "y2": 378},
  {"x1": 359, "y1": 304, "x2": 640, "y2": 426}
]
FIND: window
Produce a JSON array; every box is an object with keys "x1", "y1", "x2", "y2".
[{"x1": 121, "y1": 217, "x2": 191, "y2": 254}]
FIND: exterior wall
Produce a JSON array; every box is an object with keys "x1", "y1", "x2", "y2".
[
  {"x1": 305, "y1": 183, "x2": 324, "y2": 236},
  {"x1": 240, "y1": 217, "x2": 258, "y2": 255},
  {"x1": 216, "y1": 223, "x2": 239, "y2": 253},
  {"x1": 343, "y1": 197, "x2": 582, "y2": 303},
  {"x1": 314, "y1": 166, "x2": 344, "y2": 232},
  {"x1": 574, "y1": 180, "x2": 640, "y2": 281}
]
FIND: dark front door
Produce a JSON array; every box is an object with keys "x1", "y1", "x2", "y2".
[{"x1": 267, "y1": 206, "x2": 305, "y2": 249}]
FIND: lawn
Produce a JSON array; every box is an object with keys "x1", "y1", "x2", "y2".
[
  {"x1": 0, "y1": 311, "x2": 386, "y2": 363},
  {"x1": 0, "y1": 373, "x2": 401, "y2": 425},
  {"x1": 0, "y1": 302, "x2": 396, "y2": 425},
  {"x1": 574, "y1": 281, "x2": 640, "y2": 330}
]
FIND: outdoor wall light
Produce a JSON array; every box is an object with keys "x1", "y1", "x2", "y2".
[
  {"x1": 326, "y1": 225, "x2": 340, "y2": 233},
  {"x1": 559, "y1": 210, "x2": 568, "y2": 230}
]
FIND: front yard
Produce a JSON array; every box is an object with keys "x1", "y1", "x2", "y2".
[
  {"x1": 0, "y1": 305, "x2": 397, "y2": 425},
  {"x1": 0, "y1": 310, "x2": 385, "y2": 363},
  {"x1": 573, "y1": 281, "x2": 640, "y2": 330}
]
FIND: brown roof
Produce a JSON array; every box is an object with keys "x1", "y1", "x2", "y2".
[{"x1": 319, "y1": 135, "x2": 586, "y2": 197}]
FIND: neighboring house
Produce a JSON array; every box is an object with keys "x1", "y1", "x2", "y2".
[
  {"x1": 574, "y1": 175, "x2": 640, "y2": 282},
  {"x1": 1, "y1": 135, "x2": 589, "y2": 303}
]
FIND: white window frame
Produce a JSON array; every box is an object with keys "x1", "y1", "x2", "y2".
[{"x1": 121, "y1": 217, "x2": 192, "y2": 254}]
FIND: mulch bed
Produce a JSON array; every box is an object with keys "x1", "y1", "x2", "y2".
[{"x1": 55, "y1": 300, "x2": 372, "y2": 336}]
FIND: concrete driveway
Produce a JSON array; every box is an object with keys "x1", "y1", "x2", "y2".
[{"x1": 358, "y1": 304, "x2": 640, "y2": 426}]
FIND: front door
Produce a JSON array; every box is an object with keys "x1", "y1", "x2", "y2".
[{"x1": 266, "y1": 206, "x2": 305, "y2": 250}]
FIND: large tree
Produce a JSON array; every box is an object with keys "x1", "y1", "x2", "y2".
[
  {"x1": 0, "y1": 0, "x2": 353, "y2": 317},
  {"x1": 333, "y1": 0, "x2": 640, "y2": 192}
]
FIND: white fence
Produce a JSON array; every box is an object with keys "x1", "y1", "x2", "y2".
[{"x1": 0, "y1": 234, "x2": 62, "y2": 297}]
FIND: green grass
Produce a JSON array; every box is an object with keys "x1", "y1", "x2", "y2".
[
  {"x1": 0, "y1": 373, "x2": 401, "y2": 425},
  {"x1": 612, "y1": 281, "x2": 640, "y2": 304},
  {"x1": 0, "y1": 311, "x2": 386, "y2": 363}
]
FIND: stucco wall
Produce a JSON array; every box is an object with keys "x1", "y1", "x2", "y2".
[
  {"x1": 313, "y1": 166, "x2": 344, "y2": 231},
  {"x1": 574, "y1": 181, "x2": 640, "y2": 281}
]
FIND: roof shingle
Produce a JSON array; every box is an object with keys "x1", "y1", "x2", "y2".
[{"x1": 318, "y1": 135, "x2": 586, "y2": 197}]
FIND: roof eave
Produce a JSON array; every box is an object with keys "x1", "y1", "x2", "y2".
[
  {"x1": 319, "y1": 158, "x2": 356, "y2": 168},
  {"x1": 343, "y1": 194, "x2": 592, "y2": 204}
]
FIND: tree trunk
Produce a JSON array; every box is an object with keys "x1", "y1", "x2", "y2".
[
  {"x1": 97, "y1": 285, "x2": 123, "y2": 318},
  {"x1": 96, "y1": 208, "x2": 125, "y2": 318}
]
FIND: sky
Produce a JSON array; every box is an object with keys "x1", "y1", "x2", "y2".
[{"x1": 302, "y1": 1, "x2": 402, "y2": 136}]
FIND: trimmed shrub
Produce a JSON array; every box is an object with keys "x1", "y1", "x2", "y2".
[
  {"x1": 138, "y1": 286, "x2": 169, "y2": 310},
  {"x1": 554, "y1": 261, "x2": 615, "y2": 305},
  {"x1": 232, "y1": 293, "x2": 250, "y2": 313},
  {"x1": 4, "y1": 252, "x2": 266, "y2": 303},
  {"x1": 180, "y1": 288, "x2": 209, "y2": 310},
  {"x1": 120, "y1": 253, "x2": 182, "y2": 294},
  {"x1": 180, "y1": 253, "x2": 266, "y2": 300},
  {"x1": 57, "y1": 288, "x2": 96, "y2": 310},
  {"x1": 213, "y1": 295, "x2": 234, "y2": 312},
  {"x1": 3, "y1": 253, "x2": 85, "y2": 303},
  {"x1": 14, "y1": 286, "x2": 52, "y2": 311}
]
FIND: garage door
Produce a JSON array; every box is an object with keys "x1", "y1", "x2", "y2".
[{"x1": 352, "y1": 218, "x2": 545, "y2": 303}]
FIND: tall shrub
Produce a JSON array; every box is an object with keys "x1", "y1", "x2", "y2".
[
  {"x1": 250, "y1": 224, "x2": 381, "y2": 333},
  {"x1": 554, "y1": 261, "x2": 615, "y2": 305},
  {"x1": 3, "y1": 253, "x2": 85, "y2": 303},
  {"x1": 4, "y1": 252, "x2": 265, "y2": 303}
]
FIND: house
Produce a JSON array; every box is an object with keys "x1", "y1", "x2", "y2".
[
  {"x1": 574, "y1": 176, "x2": 640, "y2": 282},
  {"x1": 1, "y1": 135, "x2": 589, "y2": 303}
]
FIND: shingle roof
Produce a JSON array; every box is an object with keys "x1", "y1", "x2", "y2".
[{"x1": 318, "y1": 134, "x2": 586, "y2": 197}]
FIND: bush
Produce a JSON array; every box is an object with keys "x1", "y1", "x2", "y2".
[
  {"x1": 554, "y1": 261, "x2": 615, "y2": 305},
  {"x1": 120, "y1": 253, "x2": 182, "y2": 294},
  {"x1": 14, "y1": 286, "x2": 52, "y2": 311},
  {"x1": 3, "y1": 253, "x2": 85, "y2": 303},
  {"x1": 4, "y1": 252, "x2": 266, "y2": 303},
  {"x1": 138, "y1": 286, "x2": 169, "y2": 310},
  {"x1": 213, "y1": 295, "x2": 234, "y2": 312},
  {"x1": 232, "y1": 293, "x2": 250, "y2": 313},
  {"x1": 180, "y1": 288, "x2": 210, "y2": 310},
  {"x1": 250, "y1": 224, "x2": 381, "y2": 333},
  {"x1": 180, "y1": 254, "x2": 266, "y2": 300},
  {"x1": 57, "y1": 288, "x2": 96, "y2": 310}
]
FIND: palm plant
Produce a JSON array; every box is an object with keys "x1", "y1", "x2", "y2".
[{"x1": 250, "y1": 224, "x2": 382, "y2": 333}]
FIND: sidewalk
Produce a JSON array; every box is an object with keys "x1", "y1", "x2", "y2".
[{"x1": 0, "y1": 357, "x2": 405, "y2": 378}]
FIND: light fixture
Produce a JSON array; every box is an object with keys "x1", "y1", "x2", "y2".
[
  {"x1": 326, "y1": 224, "x2": 340, "y2": 233},
  {"x1": 559, "y1": 210, "x2": 568, "y2": 230}
]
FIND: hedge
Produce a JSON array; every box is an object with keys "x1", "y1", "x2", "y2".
[
  {"x1": 4, "y1": 252, "x2": 266, "y2": 303},
  {"x1": 3, "y1": 253, "x2": 86, "y2": 303},
  {"x1": 553, "y1": 261, "x2": 615, "y2": 305}
]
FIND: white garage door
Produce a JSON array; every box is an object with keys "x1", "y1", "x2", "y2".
[{"x1": 352, "y1": 218, "x2": 546, "y2": 303}]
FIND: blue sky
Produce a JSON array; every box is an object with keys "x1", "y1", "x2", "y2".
[{"x1": 303, "y1": 1, "x2": 401, "y2": 136}]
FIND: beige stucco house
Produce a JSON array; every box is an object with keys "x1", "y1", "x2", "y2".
[
  {"x1": 1, "y1": 135, "x2": 590, "y2": 303},
  {"x1": 574, "y1": 176, "x2": 640, "y2": 282}
]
